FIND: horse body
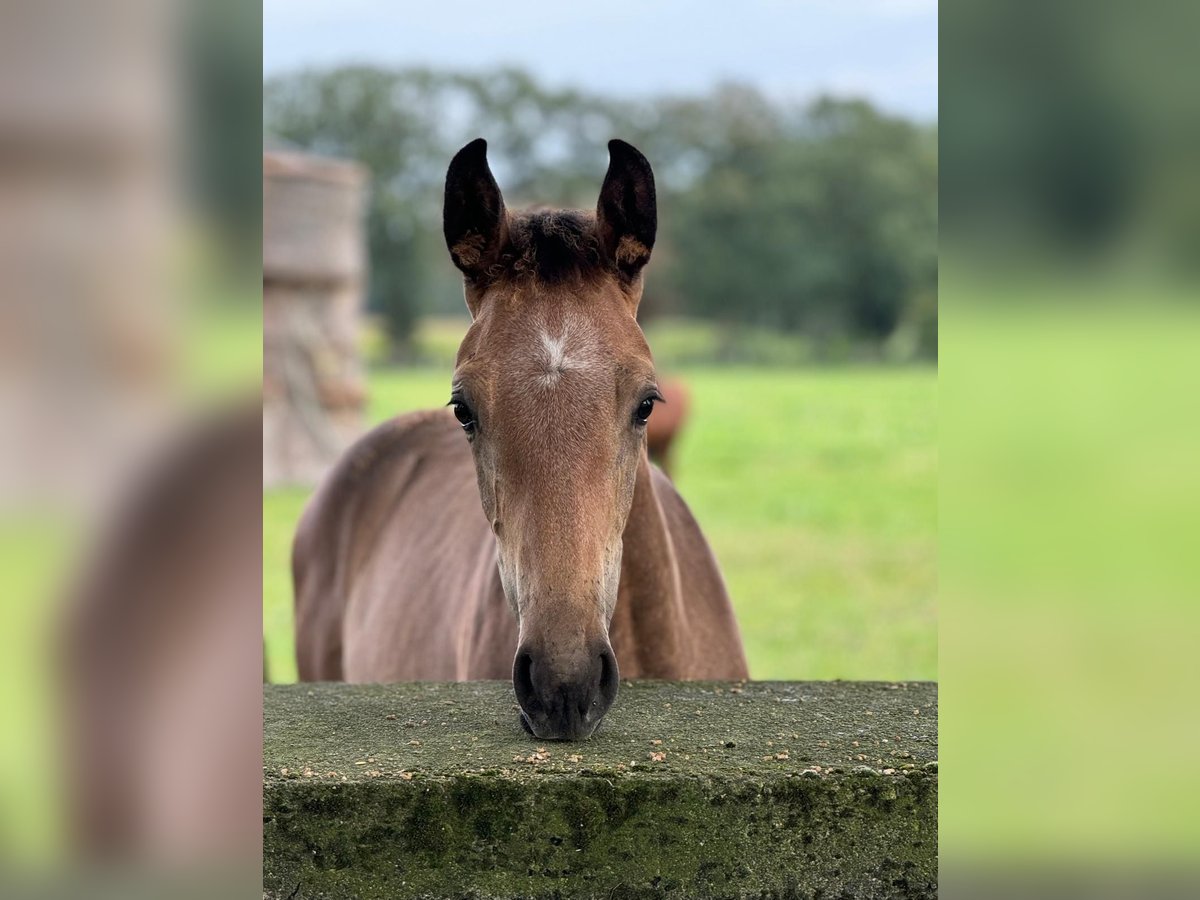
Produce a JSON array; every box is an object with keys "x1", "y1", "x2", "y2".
[
  {"x1": 294, "y1": 408, "x2": 746, "y2": 683},
  {"x1": 294, "y1": 138, "x2": 747, "y2": 739}
]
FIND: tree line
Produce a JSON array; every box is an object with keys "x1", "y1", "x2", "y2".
[{"x1": 264, "y1": 67, "x2": 937, "y2": 360}]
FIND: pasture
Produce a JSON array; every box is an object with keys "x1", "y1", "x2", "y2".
[{"x1": 264, "y1": 362, "x2": 937, "y2": 684}]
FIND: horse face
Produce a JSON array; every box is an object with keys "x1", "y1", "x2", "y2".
[{"x1": 444, "y1": 139, "x2": 658, "y2": 739}]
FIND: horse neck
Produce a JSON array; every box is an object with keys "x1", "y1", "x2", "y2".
[{"x1": 611, "y1": 452, "x2": 693, "y2": 677}]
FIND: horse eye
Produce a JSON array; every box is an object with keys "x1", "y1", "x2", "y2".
[
  {"x1": 634, "y1": 397, "x2": 655, "y2": 426},
  {"x1": 452, "y1": 401, "x2": 476, "y2": 435}
]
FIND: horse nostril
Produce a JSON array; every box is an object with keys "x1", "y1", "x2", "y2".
[
  {"x1": 513, "y1": 651, "x2": 539, "y2": 715},
  {"x1": 597, "y1": 647, "x2": 619, "y2": 708}
]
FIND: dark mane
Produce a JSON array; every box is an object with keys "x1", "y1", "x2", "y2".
[{"x1": 494, "y1": 209, "x2": 606, "y2": 283}]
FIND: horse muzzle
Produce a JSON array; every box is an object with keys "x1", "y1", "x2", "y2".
[{"x1": 512, "y1": 642, "x2": 619, "y2": 740}]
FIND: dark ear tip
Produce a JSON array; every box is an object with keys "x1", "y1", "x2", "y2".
[
  {"x1": 451, "y1": 138, "x2": 488, "y2": 166},
  {"x1": 607, "y1": 140, "x2": 653, "y2": 180},
  {"x1": 607, "y1": 138, "x2": 639, "y2": 159}
]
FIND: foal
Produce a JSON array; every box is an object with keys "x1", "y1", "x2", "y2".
[{"x1": 293, "y1": 139, "x2": 747, "y2": 740}]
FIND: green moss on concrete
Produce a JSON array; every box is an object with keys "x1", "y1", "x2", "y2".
[{"x1": 264, "y1": 681, "x2": 937, "y2": 899}]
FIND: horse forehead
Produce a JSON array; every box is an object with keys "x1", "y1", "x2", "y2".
[
  {"x1": 537, "y1": 312, "x2": 605, "y2": 379},
  {"x1": 499, "y1": 309, "x2": 610, "y2": 388}
]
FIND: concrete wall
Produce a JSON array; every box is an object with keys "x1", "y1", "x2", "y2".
[{"x1": 264, "y1": 681, "x2": 937, "y2": 899}]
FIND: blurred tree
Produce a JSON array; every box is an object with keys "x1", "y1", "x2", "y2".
[
  {"x1": 668, "y1": 97, "x2": 937, "y2": 350},
  {"x1": 265, "y1": 68, "x2": 938, "y2": 359}
]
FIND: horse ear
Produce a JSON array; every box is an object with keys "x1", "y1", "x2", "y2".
[
  {"x1": 444, "y1": 138, "x2": 508, "y2": 289},
  {"x1": 596, "y1": 139, "x2": 657, "y2": 281}
]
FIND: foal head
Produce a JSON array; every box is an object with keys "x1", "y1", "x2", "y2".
[{"x1": 443, "y1": 139, "x2": 659, "y2": 739}]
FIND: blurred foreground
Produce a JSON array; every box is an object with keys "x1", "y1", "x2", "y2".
[
  {"x1": 0, "y1": 0, "x2": 262, "y2": 893},
  {"x1": 942, "y1": 0, "x2": 1200, "y2": 892}
]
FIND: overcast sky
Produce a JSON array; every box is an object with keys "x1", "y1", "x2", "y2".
[{"x1": 263, "y1": 0, "x2": 937, "y2": 121}]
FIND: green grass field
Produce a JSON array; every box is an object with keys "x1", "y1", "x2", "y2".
[{"x1": 264, "y1": 365, "x2": 937, "y2": 683}]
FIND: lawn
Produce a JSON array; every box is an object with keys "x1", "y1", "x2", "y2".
[{"x1": 264, "y1": 365, "x2": 937, "y2": 683}]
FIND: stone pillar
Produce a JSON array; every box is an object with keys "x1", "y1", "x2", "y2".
[{"x1": 263, "y1": 151, "x2": 368, "y2": 487}]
